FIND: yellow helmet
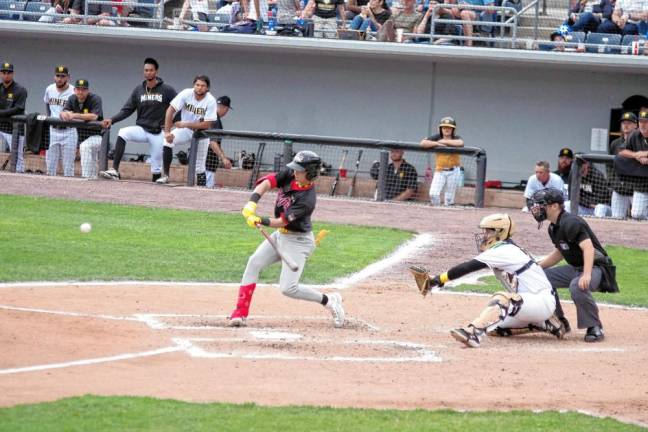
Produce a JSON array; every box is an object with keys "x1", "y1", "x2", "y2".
[{"x1": 475, "y1": 213, "x2": 515, "y2": 252}]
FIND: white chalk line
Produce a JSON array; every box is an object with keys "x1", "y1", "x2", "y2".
[{"x1": 0, "y1": 304, "x2": 140, "y2": 322}]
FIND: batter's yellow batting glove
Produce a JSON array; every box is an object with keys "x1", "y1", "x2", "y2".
[
  {"x1": 242, "y1": 201, "x2": 258, "y2": 218},
  {"x1": 315, "y1": 229, "x2": 329, "y2": 246},
  {"x1": 246, "y1": 214, "x2": 262, "y2": 228}
]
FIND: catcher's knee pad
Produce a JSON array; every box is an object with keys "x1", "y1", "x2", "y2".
[
  {"x1": 471, "y1": 292, "x2": 523, "y2": 332},
  {"x1": 196, "y1": 172, "x2": 206, "y2": 186}
]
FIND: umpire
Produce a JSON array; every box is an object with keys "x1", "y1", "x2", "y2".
[{"x1": 529, "y1": 188, "x2": 617, "y2": 343}]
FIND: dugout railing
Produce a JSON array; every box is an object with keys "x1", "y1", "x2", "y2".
[
  {"x1": 0, "y1": 114, "x2": 111, "y2": 177},
  {"x1": 191, "y1": 129, "x2": 487, "y2": 207},
  {"x1": 568, "y1": 153, "x2": 648, "y2": 221}
]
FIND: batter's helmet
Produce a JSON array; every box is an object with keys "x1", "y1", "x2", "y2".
[
  {"x1": 438, "y1": 116, "x2": 457, "y2": 130},
  {"x1": 288, "y1": 151, "x2": 322, "y2": 181},
  {"x1": 475, "y1": 213, "x2": 514, "y2": 252}
]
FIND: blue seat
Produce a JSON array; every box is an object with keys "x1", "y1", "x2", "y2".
[
  {"x1": 620, "y1": 34, "x2": 647, "y2": 54},
  {"x1": 132, "y1": 0, "x2": 156, "y2": 19},
  {"x1": 565, "y1": 31, "x2": 585, "y2": 44},
  {"x1": 585, "y1": 32, "x2": 621, "y2": 54},
  {"x1": 208, "y1": 12, "x2": 231, "y2": 24},
  {"x1": 0, "y1": 1, "x2": 26, "y2": 20},
  {"x1": 23, "y1": 1, "x2": 49, "y2": 21}
]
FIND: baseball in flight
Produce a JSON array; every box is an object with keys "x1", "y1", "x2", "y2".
[{"x1": 80, "y1": 223, "x2": 92, "y2": 234}]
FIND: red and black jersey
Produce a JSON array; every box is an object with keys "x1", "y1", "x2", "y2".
[{"x1": 258, "y1": 168, "x2": 316, "y2": 233}]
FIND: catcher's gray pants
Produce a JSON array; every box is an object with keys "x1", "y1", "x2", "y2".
[
  {"x1": 241, "y1": 230, "x2": 323, "y2": 303},
  {"x1": 46, "y1": 127, "x2": 78, "y2": 177},
  {"x1": 544, "y1": 265, "x2": 602, "y2": 329},
  {"x1": 1, "y1": 131, "x2": 25, "y2": 173}
]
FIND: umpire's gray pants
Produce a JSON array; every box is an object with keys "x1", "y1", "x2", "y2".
[
  {"x1": 241, "y1": 230, "x2": 323, "y2": 304},
  {"x1": 544, "y1": 265, "x2": 602, "y2": 329}
]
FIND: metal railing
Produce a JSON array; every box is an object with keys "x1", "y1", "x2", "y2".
[
  {"x1": 84, "y1": 0, "x2": 164, "y2": 27},
  {"x1": 195, "y1": 129, "x2": 487, "y2": 207}
]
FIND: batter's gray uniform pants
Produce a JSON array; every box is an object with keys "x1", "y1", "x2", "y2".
[
  {"x1": 241, "y1": 230, "x2": 323, "y2": 303},
  {"x1": 46, "y1": 127, "x2": 78, "y2": 177},
  {"x1": 544, "y1": 265, "x2": 602, "y2": 329},
  {"x1": 1, "y1": 131, "x2": 25, "y2": 173}
]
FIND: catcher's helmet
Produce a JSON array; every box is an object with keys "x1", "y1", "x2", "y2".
[
  {"x1": 475, "y1": 213, "x2": 514, "y2": 252},
  {"x1": 529, "y1": 188, "x2": 564, "y2": 223},
  {"x1": 287, "y1": 150, "x2": 322, "y2": 181}
]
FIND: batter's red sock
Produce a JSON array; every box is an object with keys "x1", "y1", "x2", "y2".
[{"x1": 230, "y1": 283, "x2": 256, "y2": 319}]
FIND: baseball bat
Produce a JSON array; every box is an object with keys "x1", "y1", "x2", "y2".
[
  {"x1": 330, "y1": 149, "x2": 349, "y2": 196},
  {"x1": 257, "y1": 225, "x2": 299, "y2": 272},
  {"x1": 347, "y1": 149, "x2": 363, "y2": 197}
]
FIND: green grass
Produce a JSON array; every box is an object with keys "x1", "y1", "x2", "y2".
[
  {"x1": 0, "y1": 195, "x2": 412, "y2": 284},
  {"x1": 0, "y1": 396, "x2": 642, "y2": 432},
  {"x1": 455, "y1": 246, "x2": 648, "y2": 307}
]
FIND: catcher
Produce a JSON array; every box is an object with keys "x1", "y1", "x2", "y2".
[{"x1": 410, "y1": 213, "x2": 565, "y2": 348}]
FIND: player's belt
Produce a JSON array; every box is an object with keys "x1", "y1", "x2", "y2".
[{"x1": 52, "y1": 125, "x2": 67, "y2": 129}]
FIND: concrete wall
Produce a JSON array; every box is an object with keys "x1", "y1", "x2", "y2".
[{"x1": 1, "y1": 25, "x2": 647, "y2": 184}]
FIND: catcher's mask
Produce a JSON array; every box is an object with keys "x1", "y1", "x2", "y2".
[
  {"x1": 474, "y1": 213, "x2": 514, "y2": 252},
  {"x1": 529, "y1": 188, "x2": 564, "y2": 223},
  {"x1": 287, "y1": 150, "x2": 322, "y2": 181}
]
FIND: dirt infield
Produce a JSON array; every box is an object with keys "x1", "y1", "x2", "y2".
[{"x1": 1, "y1": 173, "x2": 647, "y2": 426}]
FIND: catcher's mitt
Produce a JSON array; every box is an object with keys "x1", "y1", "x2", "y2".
[{"x1": 408, "y1": 265, "x2": 443, "y2": 297}]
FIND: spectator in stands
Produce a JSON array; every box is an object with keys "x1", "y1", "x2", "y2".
[
  {"x1": 599, "y1": 0, "x2": 648, "y2": 35},
  {"x1": 603, "y1": 111, "x2": 637, "y2": 218},
  {"x1": 451, "y1": 0, "x2": 495, "y2": 47},
  {"x1": 554, "y1": 147, "x2": 573, "y2": 185},
  {"x1": 416, "y1": 1, "x2": 459, "y2": 43},
  {"x1": 302, "y1": 0, "x2": 345, "y2": 38},
  {"x1": 349, "y1": 0, "x2": 391, "y2": 33},
  {"x1": 565, "y1": 159, "x2": 612, "y2": 216},
  {"x1": 390, "y1": 0, "x2": 422, "y2": 38},
  {"x1": 44, "y1": 65, "x2": 75, "y2": 177},
  {"x1": 63, "y1": 0, "x2": 115, "y2": 25},
  {"x1": 564, "y1": 0, "x2": 614, "y2": 33},
  {"x1": 0, "y1": 62, "x2": 27, "y2": 173},
  {"x1": 370, "y1": 148, "x2": 418, "y2": 201},
  {"x1": 523, "y1": 160, "x2": 565, "y2": 211},
  {"x1": 548, "y1": 31, "x2": 586, "y2": 52},
  {"x1": 179, "y1": 0, "x2": 210, "y2": 31},
  {"x1": 60, "y1": 79, "x2": 104, "y2": 179},
  {"x1": 276, "y1": 0, "x2": 301, "y2": 25},
  {"x1": 39, "y1": 0, "x2": 73, "y2": 23},
  {"x1": 205, "y1": 96, "x2": 233, "y2": 188},
  {"x1": 345, "y1": 0, "x2": 369, "y2": 20},
  {"x1": 421, "y1": 116, "x2": 465, "y2": 206},
  {"x1": 618, "y1": 110, "x2": 648, "y2": 219}
]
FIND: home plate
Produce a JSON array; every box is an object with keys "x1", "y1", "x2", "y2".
[{"x1": 249, "y1": 330, "x2": 303, "y2": 341}]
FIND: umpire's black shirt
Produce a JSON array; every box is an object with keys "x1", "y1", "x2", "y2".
[
  {"x1": 548, "y1": 210, "x2": 607, "y2": 268},
  {"x1": 0, "y1": 81, "x2": 27, "y2": 134}
]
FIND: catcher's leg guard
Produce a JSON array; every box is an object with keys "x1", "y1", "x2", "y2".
[
  {"x1": 229, "y1": 283, "x2": 256, "y2": 327},
  {"x1": 450, "y1": 325, "x2": 485, "y2": 348},
  {"x1": 543, "y1": 313, "x2": 566, "y2": 339},
  {"x1": 470, "y1": 291, "x2": 523, "y2": 333}
]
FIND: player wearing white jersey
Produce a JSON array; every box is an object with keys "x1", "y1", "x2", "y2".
[
  {"x1": 157, "y1": 75, "x2": 217, "y2": 185},
  {"x1": 44, "y1": 65, "x2": 76, "y2": 177},
  {"x1": 409, "y1": 214, "x2": 564, "y2": 348}
]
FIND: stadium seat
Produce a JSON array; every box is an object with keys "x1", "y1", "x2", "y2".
[
  {"x1": 585, "y1": 32, "x2": 621, "y2": 54},
  {"x1": 23, "y1": 1, "x2": 49, "y2": 21},
  {"x1": 0, "y1": 1, "x2": 26, "y2": 20},
  {"x1": 132, "y1": 0, "x2": 156, "y2": 19},
  {"x1": 565, "y1": 31, "x2": 585, "y2": 44},
  {"x1": 208, "y1": 12, "x2": 231, "y2": 24},
  {"x1": 620, "y1": 34, "x2": 647, "y2": 54}
]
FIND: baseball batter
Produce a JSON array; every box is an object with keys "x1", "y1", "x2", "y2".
[
  {"x1": 228, "y1": 151, "x2": 345, "y2": 328},
  {"x1": 44, "y1": 65, "x2": 75, "y2": 177},
  {"x1": 157, "y1": 75, "x2": 216, "y2": 185},
  {"x1": 99, "y1": 58, "x2": 177, "y2": 182},
  {"x1": 410, "y1": 214, "x2": 563, "y2": 348}
]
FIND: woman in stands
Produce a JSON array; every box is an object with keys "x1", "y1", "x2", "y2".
[{"x1": 349, "y1": 0, "x2": 391, "y2": 33}]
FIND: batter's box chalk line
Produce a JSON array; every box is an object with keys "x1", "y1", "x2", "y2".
[
  {"x1": 134, "y1": 313, "x2": 380, "y2": 332},
  {"x1": 171, "y1": 336, "x2": 442, "y2": 363}
]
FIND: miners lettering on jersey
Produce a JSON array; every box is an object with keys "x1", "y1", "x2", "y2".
[
  {"x1": 140, "y1": 94, "x2": 164, "y2": 103},
  {"x1": 183, "y1": 103, "x2": 207, "y2": 116},
  {"x1": 48, "y1": 97, "x2": 68, "y2": 107}
]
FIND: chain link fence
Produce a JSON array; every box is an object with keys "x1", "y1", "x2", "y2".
[
  {"x1": 568, "y1": 153, "x2": 648, "y2": 221},
  {"x1": 0, "y1": 115, "x2": 110, "y2": 178}
]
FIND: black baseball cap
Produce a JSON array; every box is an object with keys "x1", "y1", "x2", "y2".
[
  {"x1": 55, "y1": 65, "x2": 69, "y2": 75},
  {"x1": 639, "y1": 111, "x2": 648, "y2": 122},
  {"x1": 558, "y1": 147, "x2": 573, "y2": 159},
  {"x1": 217, "y1": 95, "x2": 232, "y2": 109},
  {"x1": 75, "y1": 79, "x2": 89, "y2": 89},
  {"x1": 1, "y1": 62, "x2": 14, "y2": 72}
]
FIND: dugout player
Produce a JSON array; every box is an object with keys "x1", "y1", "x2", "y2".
[
  {"x1": 44, "y1": 65, "x2": 75, "y2": 177},
  {"x1": 530, "y1": 187, "x2": 614, "y2": 343},
  {"x1": 61, "y1": 79, "x2": 103, "y2": 179},
  {"x1": 411, "y1": 214, "x2": 563, "y2": 348},
  {"x1": 228, "y1": 151, "x2": 345, "y2": 328},
  {"x1": 100, "y1": 58, "x2": 177, "y2": 182},
  {"x1": 157, "y1": 75, "x2": 216, "y2": 185},
  {"x1": 0, "y1": 62, "x2": 27, "y2": 173},
  {"x1": 204, "y1": 96, "x2": 233, "y2": 188}
]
